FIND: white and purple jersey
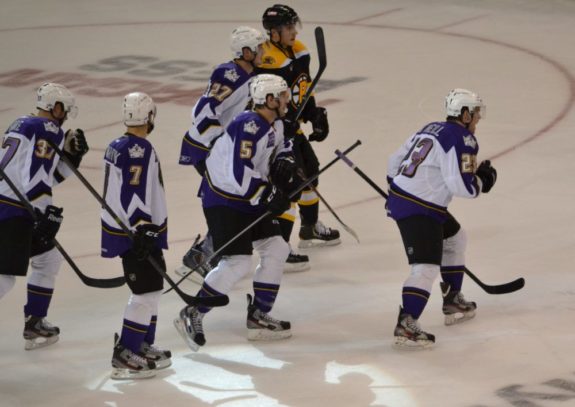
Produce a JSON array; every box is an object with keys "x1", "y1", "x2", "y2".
[
  {"x1": 201, "y1": 111, "x2": 292, "y2": 214},
  {"x1": 0, "y1": 115, "x2": 69, "y2": 221},
  {"x1": 179, "y1": 61, "x2": 253, "y2": 167},
  {"x1": 101, "y1": 134, "x2": 168, "y2": 258},
  {"x1": 386, "y1": 121, "x2": 481, "y2": 222}
]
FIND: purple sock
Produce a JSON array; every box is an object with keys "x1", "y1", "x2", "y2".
[
  {"x1": 402, "y1": 286, "x2": 430, "y2": 319},
  {"x1": 253, "y1": 281, "x2": 280, "y2": 313},
  {"x1": 144, "y1": 315, "x2": 157, "y2": 344},
  {"x1": 120, "y1": 319, "x2": 148, "y2": 353},
  {"x1": 441, "y1": 266, "x2": 465, "y2": 292},
  {"x1": 24, "y1": 284, "x2": 53, "y2": 318}
]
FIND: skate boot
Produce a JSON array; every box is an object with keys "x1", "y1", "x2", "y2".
[
  {"x1": 111, "y1": 334, "x2": 156, "y2": 380},
  {"x1": 173, "y1": 306, "x2": 206, "y2": 351},
  {"x1": 441, "y1": 282, "x2": 477, "y2": 326},
  {"x1": 246, "y1": 294, "x2": 291, "y2": 341},
  {"x1": 284, "y1": 250, "x2": 311, "y2": 273},
  {"x1": 298, "y1": 221, "x2": 341, "y2": 249},
  {"x1": 393, "y1": 307, "x2": 435, "y2": 349},
  {"x1": 139, "y1": 341, "x2": 172, "y2": 369},
  {"x1": 175, "y1": 234, "x2": 218, "y2": 284},
  {"x1": 23, "y1": 315, "x2": 60, "y2": 350}
]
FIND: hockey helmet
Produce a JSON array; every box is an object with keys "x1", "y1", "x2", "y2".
[
  {"x1": 230, "y1": 26, "x2": 266, "y2": 59},
  {"x1": 123, "y1": 92, "x2": 156, "y2": 126},
  {"x1": 36, "y1": 83, "x2": 78, "y2": 119},
  {"x1": 250, "y1": 74, "x2": 289, "y2": 105},
  {"x1": 262, "y1": 4, "x2": 300, "y2": 32},
  {"x1": 445, "y1": 88, "x2": 486, "y2": 118}
]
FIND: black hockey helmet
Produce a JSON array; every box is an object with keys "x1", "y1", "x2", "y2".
[{"x1": 262, "y1": 4, "x2": 300, "y2": 32}]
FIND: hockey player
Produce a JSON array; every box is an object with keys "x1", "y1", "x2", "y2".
[
  {"x1": 102, "y1": 92, "x2": 171, "y2": 379},
  {"x1": 174, "y1": 74, "x2": 295, "y2": 351},
  {"x1": 176, "y1": 26, "x2": 266, "y2": 283},
  {"x1": 257, "y1": 4, "x2": 340, "y2": 269},
  {"x1": 387, "y1": 89, "x2": 498, "y2": 349},
  {"x1": 0, "y1": 83, "x2": 88, "y2": 350}
]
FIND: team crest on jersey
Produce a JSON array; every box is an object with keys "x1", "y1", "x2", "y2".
[
  {"x1": 291, "y1": 74, "x2": 310, "y2": 105},
  {"x1": 128, "y1": 144, "x2": 145, "y2": 158},
  {"x1": 243, "y1": 120, "x2": 260, "y2": 135},
  {"x1": 224, "y1": 69, "x2": 240, "y2": 83},
  {"x1": 262, "y1": 56, "x2": 276, "y2": 65},
  {"x1": 463, "y1": 135, "x2": 477, "y2": 148},
  {"x1": 8, "y1": 119, "x2": 22, "y2": 133},
  {"x1": 43, "y1": 121, "x2": 59, "y2": 133}
]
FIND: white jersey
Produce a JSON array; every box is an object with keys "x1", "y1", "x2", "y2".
[
  {"x1": 101, "y1": 133, "x2": 168, "y2": 258},
  {"x1": 387, "y1": 121, "x2": 481, "y2": 222},
  {"x1": 0, "y1": 115, "x2": 69, "y2": 221}
]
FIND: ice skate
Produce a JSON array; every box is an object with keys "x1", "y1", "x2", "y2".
[
  {"x1": 23, "y1": 316, "x2": 60, "y2": 350},
  {"x1": 175, "y1": 234, "x2": 218, "y2": 284},
  {"x1": 173, "y1": 306, "x2": 205, "y2": 351},
  {"x1": 298, "y1": 221, "x2": 341, "y2": 249},
  {"x1": 393, "y1": 307, "x2": 435, "y2": 349},
  {"x1": 246, "y1": 294, "x2": 291, "y2": 341},
  {"x1": 283, "y1": 250, "x2": 311, "y2": 273},
  {"x1": 139, "y1": 341, "x2": 172, "y2": 369},
  {"x1": 111, "y1": 334, "x2": 156, "y2": 380},
  {"x1": 441, "y1": 282, "x2": 477, "y2": 326}
]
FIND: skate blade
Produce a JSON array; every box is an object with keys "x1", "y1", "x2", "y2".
[
  {"x1": 393, "y1": 336, "x2": 434, "y2": 350},
  {"x1": 175, "y1": 265, "x2": 205, "y2": 285},
  {"x1": 173, "y1": 318, "x2": 200, "y2": 352},
  {"x1": 283, "y1": 262, "x2": 311, "y2": 273},
  {"x1": 247, "y1": 329, "x2": 292, "y2": 341},
  {"x1": 25, "y1": 335, "x2": 59, "y2": 350},
  {"x1": 110, "y1": 367, "x2": 156, "y2": 380},
  {"x1": 444, "y1": 310, "x2": 476, "y2": 326},
  {"x1": 297, "y1": 238, "x2": 341, "y2": 249}
]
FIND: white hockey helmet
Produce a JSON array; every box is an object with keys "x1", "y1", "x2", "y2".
[
  {"x1": 250, "y1": 74, "x2": 288, "y2": 105},
  {"x1": 230, "y1": 26, "x2": 266, "y2": 59},
  {"x1": 36, "y1": 83, "x2": 78, "y2": 119},
  {"x1": 445, "y1": 88, "x2": 486, "y2": 118},
  {"x1": 122, "y1": 92, "x2": 156, "y2": 126}
]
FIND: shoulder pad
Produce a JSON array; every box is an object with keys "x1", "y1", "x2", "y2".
[{"x1": 260, "y1": 41, "x2": 291, "y2": 69}]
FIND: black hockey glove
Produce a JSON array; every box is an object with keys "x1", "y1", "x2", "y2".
[
  {"x1": 308, "y1": 107, "x2": 329, "y2": 142},
  {"x1": 270, "y1": 156, "x2": 297, "y2": 191},
  {"x1": 261, "y1": 185, "x2": 291, "y2": 216},
  {"x1": 64, "y1": 129, "x2": 89, "y2": 167},
  {"x1": 33, "y1": 205, "x2": 64, "y2": 245},
  {"x1": 133, "y1": 224, "x2": 161, "y2": 260},
  {"x1": 476, "y1": 160, "x2": 497, "y2": 193}
]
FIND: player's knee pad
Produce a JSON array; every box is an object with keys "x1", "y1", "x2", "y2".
[
  {"x1": 204, "y1": 255, "x2": 252, "y2": 294},
  {"x1": 254, "y1": 236, "x2": 289, "y2": 284},
  {"x1": 28, "y1": 247, "x2": 63, "y2": 288},
  {"x1": 442, "y1": 228, "x2": 467, "y2": 266},
  {"x1": 124, "y1": 290, "x2": 161, "y2": 325},
  {"x1": 404, "y1": 263, "x2": 440, "y2": 293},
  {"x1": 0, "y1": 275, "x2": 16, "y2": 299}
]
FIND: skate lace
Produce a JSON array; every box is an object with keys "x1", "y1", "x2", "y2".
[
  {"x1": 454, "y1": 292, "x2": 470, "y2": 305},
  {"x1": 256, "y1": 309, "x2": 283, "y2": 325},
  {"x1": 189, "y1": 309, "x2": 205, "y2": 333},
  {"x1": 314, "y1": 221, "x2": 332, "y2": 235},
  {"x1": 405, "y1": 316, "x2": 425, "y2": 335},
  {"x1": 128, "y1": 352, "x2": 150, "y2": 366},
  {"x1": 142, "y1": 342, "x2": 163, "y2": 356}
]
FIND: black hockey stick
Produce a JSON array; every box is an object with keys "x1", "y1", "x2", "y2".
[
  {"x1": 293, "y1": 26, "x2": 327, "y2": 122},
  {"x1": 334, "y1": 149, "x2": 525, "y2": 295},
  {"x1": 167, "y1": 139, "x2": 363, "y2": 293},
  {"x1": 46, "y1": 140, "x2": 229, "y2": 307},
  {"x1": 0, "y1": 165, "x2": 125, "y2": 288}
]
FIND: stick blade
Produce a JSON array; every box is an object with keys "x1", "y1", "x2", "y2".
[
  {"x1": 314, "y1": 26, "x2": 326, "y2": 71},
  {"x1": 483, "y1": 277, "x2": 525, "y2": 295},
  {"x1": 81, "y1": 275, "x2": 126, "y2": 288}
]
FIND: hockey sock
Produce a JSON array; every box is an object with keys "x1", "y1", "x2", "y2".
[
  {"x1": 299, "y1": 201, "x2": 319, "y2": 226},
  {"x1": 24, "y1": 284, "x2": 53, "y2": 318},
  {"x1": 440, "y1": 266, "x2": 465, "y2": 292},
  {"x1": 253, "y1": 281, "x2": 280, "y2": 313},
  {"x1": 277, "y1": 218, "x2": 294, "y2": 243},
  {"x1": 144, "y1": 315, "x2": 157, "y2": 344},
  {"x1": 120, "y1": 319, "x2": 149, "y2": 353},
  {"x1": 402, "y1": 286, "x2": 430, "y2": 319},
  {"x1": 196, "y1": 282, "x2": 224, "y2": 314}
]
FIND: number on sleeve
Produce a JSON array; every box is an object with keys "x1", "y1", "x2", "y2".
[
  {"x1": 0, "y1": 137, "x2": 21, "y2": 179},
  {"x1": 240, "y1": 141, "x2": 253, "y2": 159},
  {"x1": 208, "y1": 82, "x2": 233, "y2": 102},
  {"x1": 398, "y1": 138, "x2": 434, "y2": 178}
]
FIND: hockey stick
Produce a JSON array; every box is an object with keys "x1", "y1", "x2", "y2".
[
  {"x1": 46, "y1": 140, "x2": 229, "y2": 307},
  {"x1": 0, "y1": 165, "x2": 125, "y2": 288},
  {"x1": 293, "y1": 26, "x2": 327, "y2": 122},
  {"x1": 334, "y1": 149, "x2": 525, "y2": 295},
  {"x1": 166, "y1": 139, "x2": 363, "y2": 293},
  {"x1": 296, "y1": 169, "x2": 359, "y2": 243}
]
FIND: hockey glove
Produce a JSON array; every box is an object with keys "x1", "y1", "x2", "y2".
[
  {"x1": 282, "y1": 118, "x2": 300, "y2": 140},
  {"x1": 270, "y1": 155, "x2": 297, "y2": 191},
  {"x1": 133, "y1": 223, "x2": 161, "y2": 260},
  {"x1": 64, "y1": 129, "x2": 89, "y2": 167},
  {"x1": 261, "y1": 185, "x2": 291, "y2": 216},
  {"x1": 33, "y1": 205, "x2": 64, "y2": 245},
  {"x1": 476, "y1": 160, "x2": 497, "y2": 193},
  {"x1": 308, "y1": 107, "x2": 329, "y2": 142}
]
